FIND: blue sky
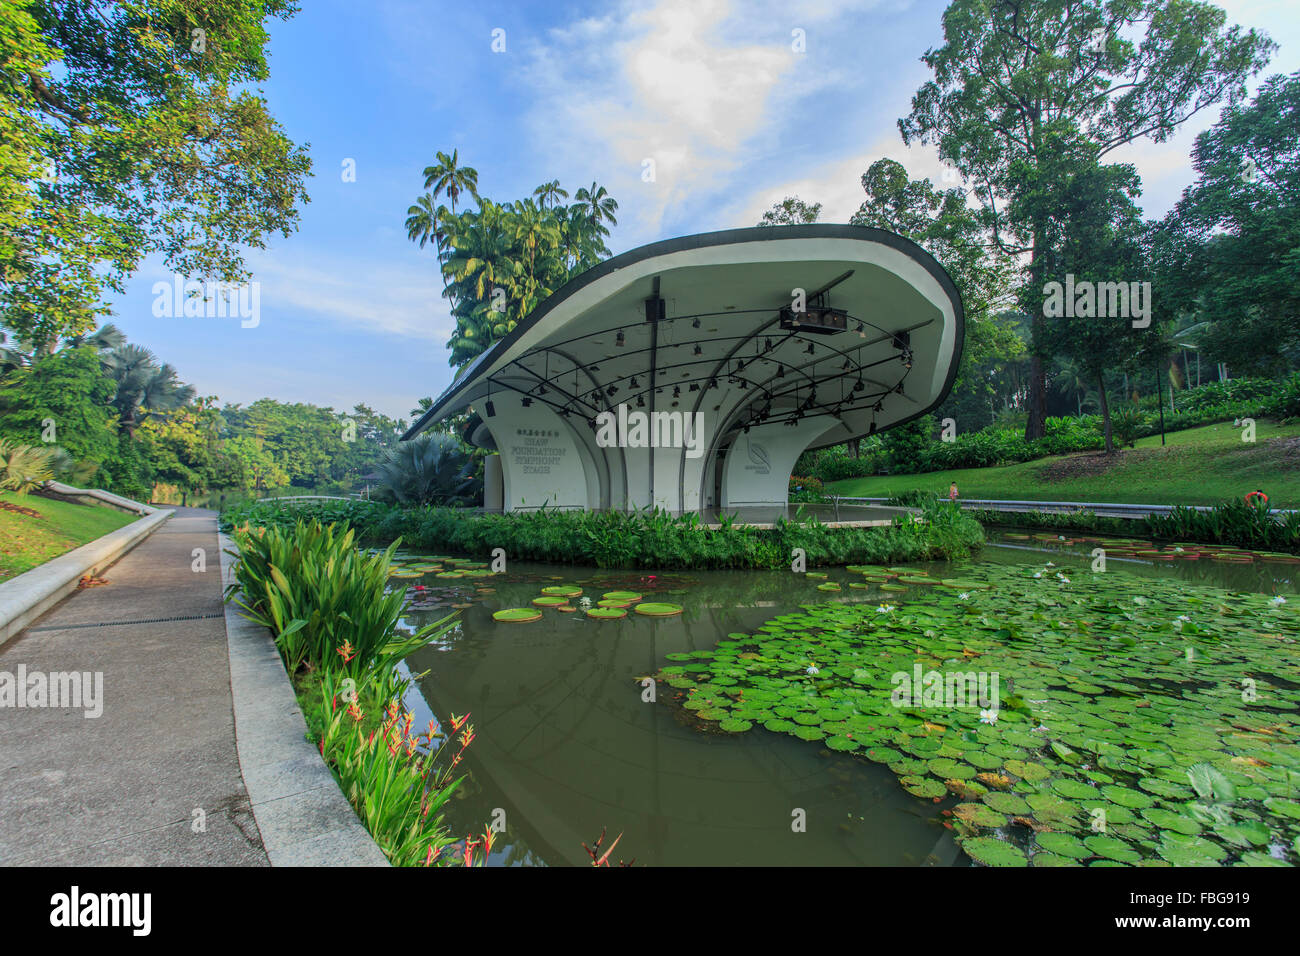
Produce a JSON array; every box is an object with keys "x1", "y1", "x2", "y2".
[{"x1": 104, "y1": 0, "x2": 1299, "y2": 422}]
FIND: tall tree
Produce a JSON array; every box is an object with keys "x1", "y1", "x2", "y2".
[
  {"x1": 850, "y1": 159, "x2": 1022, "y2": 431},
  {"x1": 414, "y1": 174, "x2": 619, "y2": 369},
  {"x1": 757, "y1": 196, "x2": 822, "y2": 226},
  {"x1": 1, "y1": 0, "x2": 312, "y2": 346},
  {"x1": 422, "y1": 149, "x2": 479, "y2": 217},
  {"x1": 1160, "y1": 70, "x2": 1300, "y2": 376},
  {"x1": 899, "y1": 0, "x2": 1274, "y2": 440},
  {"x1": 574, "y1": 182, "x2": 619, "y2": 235},
  {"x1": 103, "y1": 344, "x2": 196, "y2": 438}
]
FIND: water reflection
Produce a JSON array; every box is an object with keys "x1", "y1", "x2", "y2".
[{"x1": 395, "y1": 533, "x2": 1298, "y2": 866}]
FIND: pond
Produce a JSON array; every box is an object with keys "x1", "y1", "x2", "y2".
[{"x1": 393, "y1": 532, "x2": 1300, "y2": 867}]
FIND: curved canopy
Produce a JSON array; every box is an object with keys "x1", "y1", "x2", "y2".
[{"x1": 406, "y1": 224, "x2": 964, "y2": 514}]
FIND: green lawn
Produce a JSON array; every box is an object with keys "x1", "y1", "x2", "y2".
[
  {"x1": 0, "y1": 490, "x2": 137, "y2": 582},
  {"x1": 827, "y1": 420, "x2": 1300, "y2": 508}
]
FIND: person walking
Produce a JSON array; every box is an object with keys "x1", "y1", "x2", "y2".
[
  {"x1": 1245, "y1": 488, "x2": 1268, "y2": 508},
  {"x1": 949, "y1": 482, "x2": 959, "y2": 502}
]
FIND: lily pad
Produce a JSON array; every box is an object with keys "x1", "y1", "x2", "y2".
[{"x1": 492, "y1": 608, "x2": 542, "y2": 623}]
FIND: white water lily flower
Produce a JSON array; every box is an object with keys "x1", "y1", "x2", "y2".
[
  {"x1": 979, "y1": 709, "x2": 999, "y2": 724},
  {"x1": 877, "y1": 604, "x2": 895, "y2": 614},
  {"x1": 1176, "y1": 614, "x2": 1191, "y2": 622},
  {"x1": 958, "y1": 592, "x2": 971, "y2": 600},
  {"x1": 1046, "y1": 561, "x2": 1055, "y2": 567},
  {"x1": 1033, "y1": 572, "x2": 1043, "y2": 579},
  {"x1": 806, "y1": 665, "x2": 820, "y2": 676},
  {"x1": 1271, "y1": 596, "x2": 1287, "y2": 605}
]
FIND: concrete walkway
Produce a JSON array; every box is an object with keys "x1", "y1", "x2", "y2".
[{"x1": 0, "y1": 508, "x2": 268, "y2": 866}]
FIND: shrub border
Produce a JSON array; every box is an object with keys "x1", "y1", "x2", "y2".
[{"x1": 218, "y1": 532, "x2": 390, "y2": 867}]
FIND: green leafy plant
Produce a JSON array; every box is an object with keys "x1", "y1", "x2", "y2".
[
  {"x1": 227, "y1": 518, "x2": 457, "y2": 679},
  {"x1": 0, "y1": 438, "x2": 54, "y2": 494}
]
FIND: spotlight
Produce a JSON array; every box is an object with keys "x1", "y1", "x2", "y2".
[
  {"x1": 856, "y1": 322, "x2": 865, "y2": 337},
  {"x1": 615, "y1": 331, "x2": 625, "y2": 346},
  {"x1": 805, "y1": 342, "x2": 815, "y2": 355},
  {"x1": 630, "y1": 377, "x2": 640, "y2": 388},
  {"x1": 521, "y1": 397, "x2": 532, "y2": 407},
  {"x1": 776, "y1": 366, "x2": 785, "y2": 378},
  {"x1": 694, "y1": 344, "x2": 702, "y2": 356},
  {"x1": 607, "y1": 385, "x2": 618, "y2": 397},
  {"x1": 673, "y1": 386, "x2": 680, "y2": 398},
  {"x1": 485, "y1": 400, "x2": 496, "y2": 417},
  {"x1": 841, "y1": 359, "x2": 851, "y2": 370},
  {"x1": 853, "y1": 379, "x2": 864, "y2": 393},
  {"x1": 689, "y1": 383, "x2": 699, "y2": 392},
  {"x1": 868, "y1": 420, "x2": 877, "y2": 435},
  {"x1": 636, "y1": 394, "x2": 645, "y2": 408},
  {"x1": 692, "y1": 317, "x2": 701, "y2": 329},
  {"x1": 764, "y1": 338, "x2": 773, "y2": 352}
]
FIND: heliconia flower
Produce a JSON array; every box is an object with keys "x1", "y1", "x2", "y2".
[
  {"x1": 425, "y1": 844, "x2": 442, "y2": 866},
  {"x1": 449, "y1": 712, "x2": 470, "y2": 733},
  {"x1": 462, "y1": 837, "x2": 479, "y2": 868},
  {"x1": 337, "y1": 640, "x2": 356, "y2": 663},
  {"x1": 346, "y1": 702, "x2": 364, "y2": 722},
  {"x1": 481, "y1": 827, "x2": 496, "y2": 857}
]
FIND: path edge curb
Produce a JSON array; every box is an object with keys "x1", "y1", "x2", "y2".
[
  {"x1": 0, "y1": 506, "x2": 173, "y2": 646},
  {"x1": 218, "y1": 532, "x2": 390, "y2": 867}
]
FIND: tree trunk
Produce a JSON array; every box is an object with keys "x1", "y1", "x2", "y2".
[
  {"x1": 1097, "y1": 373, "x2": 1114, "y2": 454},
  {"x1": 1023, "y1": 224, "x2": 1049, "y2": 441}
]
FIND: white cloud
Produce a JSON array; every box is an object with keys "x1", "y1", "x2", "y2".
[
  {"x1": 246, "y1": 249, "x2": 454, "y2": 343},
  {"x1": 519, "y1": 0, "x2": 893, "y2": 241}
]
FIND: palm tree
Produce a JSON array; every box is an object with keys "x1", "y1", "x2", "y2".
[
  {"x1": 374, "y1": 432, "x2": 478, "y2": 506},
  {"x1": 103, "y1": 344, "x2": 196, "y2": 438},
  {"x1": 422, "y1": 149, "x2": 479, "y2": 217},
  {"x1": 64, "y1": 323, "x2": 125, "y2": 352},
  {"x1": 533, "y1": 179, "x2": 569, "y2": 210},
  {"x1": 574, "y1": 182, "x2": 619, "y2": 234},
  {"x1": 404, "y1": 194, "x2": 446, "y2": 250}
]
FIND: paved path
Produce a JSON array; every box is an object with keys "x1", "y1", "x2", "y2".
[{"x1": 0, "y1": 508, "x2": 268, "y2": 866}]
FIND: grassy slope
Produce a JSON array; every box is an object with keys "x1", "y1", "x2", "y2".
[
  {"x1": 0, "y1": 491, "x2": 136, "y2": 582},
  {"x1": 827, "y1": 420, "x2": 1300, "y2": 508}
]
